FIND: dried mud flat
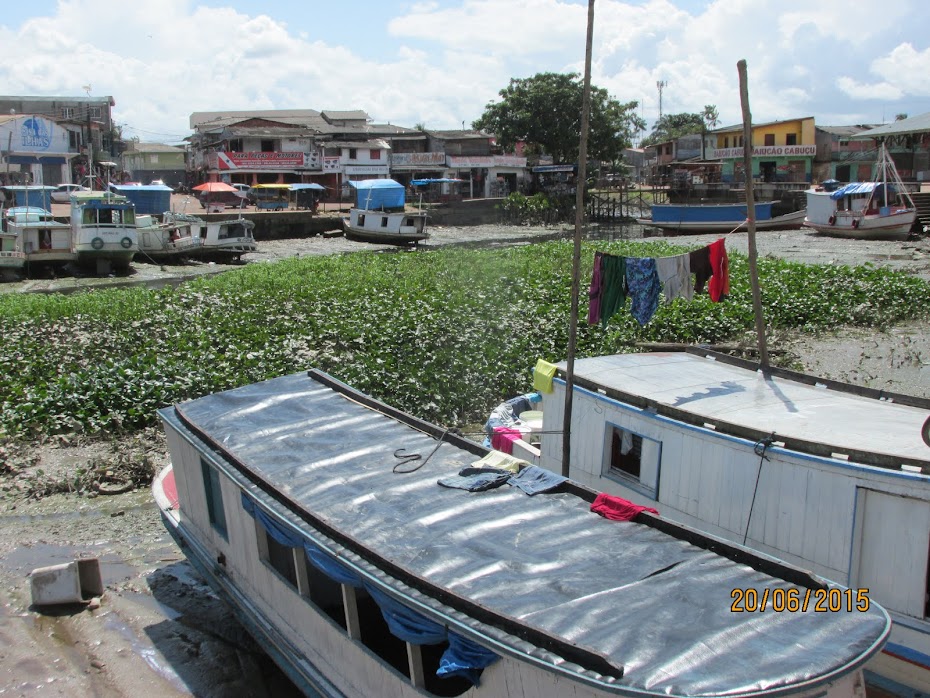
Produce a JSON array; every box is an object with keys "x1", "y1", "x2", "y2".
[{"x1": 2, "y1": 224, "x2": 930, "y2": 696}]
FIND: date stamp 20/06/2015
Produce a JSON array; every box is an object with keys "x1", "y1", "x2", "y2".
[{"x1": 730, "y1": 587, "x2": 871, "y2": 613}]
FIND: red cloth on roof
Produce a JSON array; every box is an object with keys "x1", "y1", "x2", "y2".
[
  {"x1": 708, "y1": 238, "x2": 729, "y2": 302},
  {"x1": 590, "y1": 492, "x2": 659, "y2": 521},
  {"x1": 491, "y1": 426, "x2": 523, "y2": 455}
]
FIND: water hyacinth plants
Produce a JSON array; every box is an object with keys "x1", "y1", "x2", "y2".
[{"x1": 0, "y1": 239, "x2": 928, "y2": 439}]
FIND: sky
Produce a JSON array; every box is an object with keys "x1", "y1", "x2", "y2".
[{"x1": 1, "y1": 0, "x2": 928, "y2": 146}]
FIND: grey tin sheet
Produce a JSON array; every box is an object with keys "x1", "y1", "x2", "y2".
[
  {"x1": 169, "y1": 371, "x2": 889, "y2": 697},
  {"x1": 568, "y1": 352, "x2": 929, "y2": 463}
]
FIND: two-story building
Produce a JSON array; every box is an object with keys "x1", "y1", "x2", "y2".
[
  {"x1": 0, "y1": 113, "x2": 82, "y2": 186},
  {"x1": 0, "y1": 95, "x2": 123, "y2": 184},
  {"x1": 708, "y1": 116, "x2": 817, "y2": 183},
  {"x1": 121, "y1": 141, "x2": 186, "y2": 188}
]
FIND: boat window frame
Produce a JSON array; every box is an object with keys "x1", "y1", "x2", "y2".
[
  {"x1": 200, "y1": 458, "x2": 229, "y2": 540},
  {"x1": 601, "y1": 423, "x2": 661, "y2": 500}
]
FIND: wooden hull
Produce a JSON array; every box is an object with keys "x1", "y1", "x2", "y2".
[
  {"x1": 343, "y1": 208, "x2": 428, "y2": 246},
  {"x1": 154, "y1": 369, "x2": 889, "y2": 698},
  {"x1": 638, "y1": 209, "x2": 807, "y2": 233},
  {"x1": 527, "y1": 350, "x2": 930, "y2": 694},
  {"x1": 803, "y1": 211, "x2": 917, "y2": 240}
]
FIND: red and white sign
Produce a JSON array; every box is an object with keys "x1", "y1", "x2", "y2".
[{"x1": 215, "y1": 151, "x2": 309, "y2": 170}]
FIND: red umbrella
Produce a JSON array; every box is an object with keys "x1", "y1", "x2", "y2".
[{"x1": 192, "y1": 182, "x2": 236, "y2": 193}]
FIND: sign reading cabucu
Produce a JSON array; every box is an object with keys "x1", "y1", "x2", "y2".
[{"x1": 21, "y1": 117, "x2": 52, "y2": 150}]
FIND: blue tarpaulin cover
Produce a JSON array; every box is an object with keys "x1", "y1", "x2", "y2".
[
  {"x1": 111, "y1": 184, "x2": 173, "y2": 215},
  {"x1": 349, "y1": 179, "x2": 405, "y2": 209},
  {"x1": 830, "y1": 182, "x2": 892, "y2": 200}
]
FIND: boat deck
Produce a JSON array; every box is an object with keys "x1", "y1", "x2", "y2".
[
  {"x1": 161, "y1": 370, "x2": 890, "y2": 696},
  {"x1": 566, "y1": 352, "x2": 930, "y2": 468}
]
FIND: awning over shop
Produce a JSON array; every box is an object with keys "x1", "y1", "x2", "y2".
[{"x1": 5, "y1": 155, "x2": 67, "y2": 165}]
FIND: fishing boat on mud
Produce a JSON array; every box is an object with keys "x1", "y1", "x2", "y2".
[
  {"x1": 70, "y1": 191, "x2": 139, "y2": 274},
  {"x1": 2, "y1": 206, "x2": 71, "y2": 273},
  {"x1": 134, "y1": 213, "x2": 202, "y2": 262},
  {"x1": 487, "y1": 349, "x2": 930, "y2": 694},
  {"x1": 155, "y1": 368, "x2": 890, "y2": 698},
  {"x1": 343, "y1": 179, "x2": 428, "y2": 246},
  {"x1": 637, "y1": 200, "x2": 807, "y2": 233},
  {"x1": 804, "y1": 144, "x2": 918, "y2": 240},
  {"x1": 162, "y1": 211, "x2": 256, "y2": 263}
]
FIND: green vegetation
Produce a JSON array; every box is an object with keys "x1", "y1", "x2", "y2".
[
  {"x1": 472, "y1": 72, "x2": 645, "y2": 164},
  {"x1": 1, "y1": 241, "x2": 928, "y2": 440}
]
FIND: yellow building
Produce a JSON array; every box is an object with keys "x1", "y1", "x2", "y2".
[{"x1": 709, "y1": 116, "x2": 816, "y2": 183}]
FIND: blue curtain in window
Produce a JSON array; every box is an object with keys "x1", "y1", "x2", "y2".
[
  {"x1": 239, "y1": 492, "x2": 304, "y2": 548},
  {"x1": 437, "y1": 631, "x2": 500, "y2": 685},
  {"x1": 363, "y1": 583, "x2": 447, "y2": 645},
  {"x1": 303, "y1": 539, "x2": 363, "y2": 588}
]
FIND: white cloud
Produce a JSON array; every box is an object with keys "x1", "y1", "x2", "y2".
[{"x1": 0, "y1": 0, "x2": 925, "y2": 141}]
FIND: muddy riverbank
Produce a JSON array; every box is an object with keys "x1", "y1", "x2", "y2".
[{"x1": 2, "y1": 222, "x2": 929, "y2": 696}]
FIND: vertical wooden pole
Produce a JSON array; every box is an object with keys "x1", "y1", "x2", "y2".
[
  {"x1": 562, "y1": 0, "x2": 595, "y2": 477},
  {"x1": 737, "y1": 59, "x2": 769, "y2": 368}
]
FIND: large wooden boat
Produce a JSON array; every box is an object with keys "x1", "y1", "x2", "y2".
[
  {"x1": 134, "y1": 213, "x2": 202, "y2": 262},
  {"x1": 637, "y1": 200, "x2": 807, "y2": 234},
  {"x1": 162, "y1": 211, "x2": 256, "y2": 263},
  {"x1": 1, "y1": 206, "x2": 71, "y2": 272},
  {"x1": 804, "y1": 144, "x2": 918, "y2": 240},
  {"x1": 490, "y1": 349, "x2": 930, "y2": 694},
  {"x1": 155, "y1": 369, "x2": 890, "y2": 698},
  {"x1": 343, "y1": 179, "x2": 428, "y2": 246},
  {"x1": 70, "y1": 191, "x2": 139, "y2": 274}
]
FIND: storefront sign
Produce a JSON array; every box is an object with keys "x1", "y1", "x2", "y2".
[
  {"x1": 215, "y1": 151, "x2": 309, "y2": 170},
  {"x1": 448, "y1": 155, "x2": 527, "y2": 168},
  {"x1": 345, "y1": 165, "x2": 389, "y2": 175},
  {"x1": 391, "y1": 152, "x2": 446, "y2": 168},
  {"x1": 712, "y1": 145, "x2": 816, "y2": 159}
]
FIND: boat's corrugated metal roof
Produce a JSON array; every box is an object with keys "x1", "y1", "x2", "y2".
[
  {"x1": 162, "y1": 370, "x2": 890, "y2": 697},
  {"x1": 568, "y1": 352, "x2": 930, "y2": 467}
]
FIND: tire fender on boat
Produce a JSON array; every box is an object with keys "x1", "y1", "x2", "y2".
[
  {"x1": 852, "y1": 219, "x2": 859, "y2": 228},
  {"x1": 91, "y1": 237, "x2": 104, "y2": 250},
  {"x1": 120, "y1": 236, "x2": 133, "y2": 249},
  {"x1": 828, "y1": 215, "x2": 836, "y2": 225}
]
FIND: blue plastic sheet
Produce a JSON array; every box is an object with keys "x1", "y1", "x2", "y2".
[
  {"x1": 303, "y1": 539, "x2": 363, "y2": 588},
  {"x1": 240, "y1": 493, "x2": 305, "y2": 548},
  {"x1": 364, "y1": 584, "x2": 447, "y2": 645},
  {"x1": 437, "y1": 631, "x2": 500, "y2": 685}
]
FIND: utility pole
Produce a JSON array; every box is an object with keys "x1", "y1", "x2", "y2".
[{"x1": 656, "y1": 80, "x2": 668, "y2": 122}]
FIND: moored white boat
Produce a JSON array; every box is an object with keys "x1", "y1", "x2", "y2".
[
  {"x1": 0, "y1": 226, "x2": 25, "y2": 278},
  {"x1": 70, "y1": 191, "x2": 139, "y2": 274},
  {"x1": 637, "y1": 200, "x2": 807, "y2": 234},
  {"x1": 3, "y1": 206, "x2": 75, "y2": 270},
  {"x1": 155, "y1": 369, "x2": 890, "y2": 698},
  {"x1": 135, "y1": 213, "x2": 202, "y2": 262},
  {"x1": 163, "y1": 211, "x2": 256, "y2": 262},
  {"x1": 492, "y1": 349, "x2": 930, "y2": 694},
  {"x1": 343, "y1": 178, "x2": 429, "y2": 246},
  {"x1": 804, "y1": 144, "x2": 917, "y2": 240}
]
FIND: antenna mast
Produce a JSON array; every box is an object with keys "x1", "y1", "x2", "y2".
[{"x1": 656, "y1": 80, "x2": 668, "y2": 122}]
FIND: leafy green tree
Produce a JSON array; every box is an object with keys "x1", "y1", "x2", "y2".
[
  {"x1": 641, "y1": 112, "x2": 706, "y2": 147},
  {"x1": 472, "y1": 72, "x2": 645, "y2": 164}
]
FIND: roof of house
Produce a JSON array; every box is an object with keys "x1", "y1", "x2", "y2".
[{"x1": 852, "y1": 112, "x2": 930, "y2": 139}]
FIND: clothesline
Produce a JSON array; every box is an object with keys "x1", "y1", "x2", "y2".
[{"x1": 588, "y1": 238, "x2": 730, "y2": 328}]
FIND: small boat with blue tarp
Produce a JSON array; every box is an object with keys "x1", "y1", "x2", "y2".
[
  {"x1": 154, "y1": 369, "x2": 890, "y2": 698},
  {"x1": 343, "y1": 178, "x2": 428, "y2": 246}
]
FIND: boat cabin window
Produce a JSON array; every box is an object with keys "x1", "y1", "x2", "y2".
[
  {"x1": 200, "y1": 459, "x2": 228, "y2": 539},
  {"x1": 381, "y1": 216, "x2": 389, "y2": 228},
  {"x1": 603, "y1": 426, "x2": 661, "y2": 499},
  {"x1": 263, "y1": 532, "x2": 299, "y2": 588},
  {"x1": 357, "y1": 214, "x2": 366, "y2": 226}
]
